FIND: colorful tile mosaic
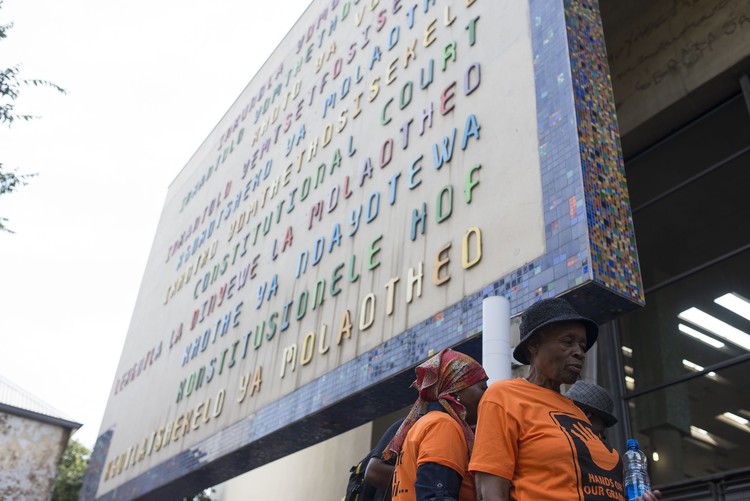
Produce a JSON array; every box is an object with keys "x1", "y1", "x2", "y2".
[{"x1": 564, "y1": 0, "x2": 644, "y2": 306}]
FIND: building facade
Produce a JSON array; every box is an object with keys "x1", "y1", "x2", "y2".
[
  {"x1": 0, "y1": 375, "x2": 82, "y2": 501},
  {"x1": 82, "y1": 1, "x2": 750, "y2": 500},
  {"x1": 598, "y1": 1, "x2": 750, "y2": 497}
]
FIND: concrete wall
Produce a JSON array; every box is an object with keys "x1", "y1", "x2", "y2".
[
  {"x1": 216, "y1": 423, "x2": 372, "y2": 501},
  {"x1": 604, "y1": 0, "x2": 750, "y2": 135},
  {"x1": 0, "y1": 411, "x2": 70, "y2": 501}
]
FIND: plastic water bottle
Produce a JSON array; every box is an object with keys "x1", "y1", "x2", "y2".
[{"x1": 623, "y1": 439, "x2": 651, "y2": 500}]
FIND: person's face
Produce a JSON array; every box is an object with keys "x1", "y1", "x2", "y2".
[
  {"x1": 455, "y1": 378, "x2": 488, "y2": 427},
  {"x1": 528, "y1": 321, "x2": 587, "y2": 387},
  {"x1": 587, "y1": 413, "x2": 607, "y2": 440}
]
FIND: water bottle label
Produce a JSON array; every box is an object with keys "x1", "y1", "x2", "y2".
[{"x1": 626, "y1": 483, "x2": 650, "y2": 500}]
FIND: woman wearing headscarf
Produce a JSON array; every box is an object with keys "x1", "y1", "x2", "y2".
[
  {"x1": 470, "y1": 297, "x2": 661, "y2": 501},
  {"x1": 385, "y1": 348, "x2": 488, "y2": 501}
]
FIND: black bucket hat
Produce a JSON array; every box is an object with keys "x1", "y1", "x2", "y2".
[
  {"x1": 565, "y1": 380, "x2": 618, "y2": 427},
  {"x1": 512, "y1": 297, "x2": 598, "y2": 365}
]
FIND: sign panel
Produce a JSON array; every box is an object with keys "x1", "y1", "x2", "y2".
[{"x1": 83, "y1": 1, "x2": 643, "y2": 499}]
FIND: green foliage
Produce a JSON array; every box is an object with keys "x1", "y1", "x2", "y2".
[
  {"x1": 0, "y1": 169, "x2": 35, "y2": 232},
  {"x1": 52, "y1": 438, "x2": 91, "y2": 501},
  {"x1": 0, "y1": 62, "x2": 66, "y2": 126},
  {"x1": 0, "y1": 0, "x2": 66, "y2": 232}
]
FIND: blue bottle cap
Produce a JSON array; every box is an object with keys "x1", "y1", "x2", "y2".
[{"x1": 626, "y1": 439, "x2": 639, "y2": 449}]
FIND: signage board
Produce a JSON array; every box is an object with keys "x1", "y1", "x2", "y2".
[{"x1": 82, "y1": 1, "x2": 643, "y2": 499}]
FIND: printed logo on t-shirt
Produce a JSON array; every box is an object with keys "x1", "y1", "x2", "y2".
[
  {"x1": 392, "y1": 450, "x2": 409, "y2": 498},
  {"x1": 551, "y1": 412, "x2": 625, "y2": 501}
]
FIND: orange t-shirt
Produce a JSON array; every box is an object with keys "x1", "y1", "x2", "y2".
[
  {"x1": 391, "y1": 411, "x2": 476, "y2": 501},
  {"x1": 469, "y1": 378, "x2": 624, "y2": 501}
]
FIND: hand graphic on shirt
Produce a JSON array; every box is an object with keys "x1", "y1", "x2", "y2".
[{"x1": 570, "y1": 422, "x2": 620, "y2": 470}]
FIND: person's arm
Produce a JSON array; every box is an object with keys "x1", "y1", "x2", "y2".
[
  {"x1": 364, "y1": 456, "x2": 394, "y2": 490},
  {"x1": 414, "y1": 462, "x2": 463, "y2": 501},
  {"x1": 365, "y1": 418, "x2": 404, "y2": 489},
  {"x1": 474, "y1": 472, "x2": 511, "y2": 501}
]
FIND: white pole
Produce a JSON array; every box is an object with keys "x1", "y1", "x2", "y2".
[{"x1": 482, "y1": 296, "x2": 511, "y2": 383}]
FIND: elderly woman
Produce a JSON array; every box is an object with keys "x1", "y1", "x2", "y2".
[
  {"x1": 385, "y1": 348, "x2": 488, "y2": 501},
  {"x1": 470, "y1": 297, "x2": 661, "y2": 501}
]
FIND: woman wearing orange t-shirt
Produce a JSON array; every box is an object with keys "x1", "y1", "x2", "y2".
[
  {"x1": 384, "y1": 349, "x2": 488, "y2": 501},
  {"x1": 470, "y1": 298, "x2": 661, "y2": 501}
]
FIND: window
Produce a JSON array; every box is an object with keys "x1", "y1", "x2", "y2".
[{"x1": 617, "y1": 93, "x2": 750, "y2": 486}]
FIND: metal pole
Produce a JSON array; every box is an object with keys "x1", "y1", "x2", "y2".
[{"x1": 482, "y1": 296, "x2": 511, "y2": 383}]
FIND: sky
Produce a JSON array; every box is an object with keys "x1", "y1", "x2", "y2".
[{"x1": 0, "y1": 0, "x2": 313, "y2": 450}]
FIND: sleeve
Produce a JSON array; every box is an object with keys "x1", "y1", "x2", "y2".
[
  {"x1": 415, "y1": 417, "x2": 467, "y2": 475},
  {"x1": 374, "y1": 418, "x2": 405, "y2": 464},
  {"x1": 415, "y1": 462, "x2": 462, "y2": 501},
  {"x1": 469, "y1": 392, "x2": 519, "y2": 480}
]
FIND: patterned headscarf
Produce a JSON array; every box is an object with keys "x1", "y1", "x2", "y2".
[{"x1": 384, "y1": 349, "x2": 487, "y2": 460}]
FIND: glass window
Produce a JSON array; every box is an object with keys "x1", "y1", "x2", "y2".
[
  {"x1": 625, "y1": 95, "x2": 750, "y2": 209},
  {"x1": 624, "y1": 96, "x2": 750, "y2": 290},
  {"x1": 619, "y1": 251, "x2": 750, "y2": 390},
  {"x1": 624, "y1": 359, "x2": 750, "y2": 486},
  {"x1": 630, "y1": 152, "x2": 750, "y2": 291},
  {"x1": 617, "y1": 93, "x2": 750, "y2": 486}
]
